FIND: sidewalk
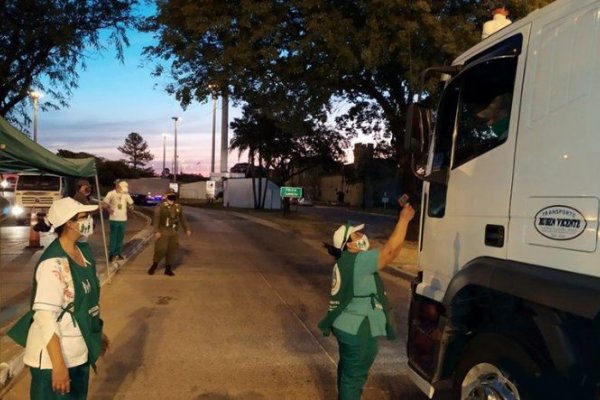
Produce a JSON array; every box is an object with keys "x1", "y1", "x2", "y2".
[{"x1": 0, "y1": 211, "x2": 154, "y2": 393}]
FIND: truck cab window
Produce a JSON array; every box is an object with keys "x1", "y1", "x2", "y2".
[
  {"x1": 427, "y1": 82, "x2": 459, "y2": 218},
  {"x1": 427, "y1": 57, "x2": 518, "y2": 218},
  {"x1": 453, "y1": 57, "x2": 518, "y2": 167}
]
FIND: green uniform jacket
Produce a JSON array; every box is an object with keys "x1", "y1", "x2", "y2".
[
  {"x1": 153, "y1": 201, "x2": 189, "y2": 233},
  {"x1": 318, "y1": 251, "x2": 396, "y2": 340},
  {"x1": 7, "y1": 240, "x2": 104, "y2": 369}
]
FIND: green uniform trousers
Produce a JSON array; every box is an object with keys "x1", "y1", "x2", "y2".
[
  {"x1": 333, "y1": 318, "x2": 379, "y2": 400},
  {"x1": 153, "y1": 231, "x2": 179, "y2": 265},
  {"x1": 109, "y1": 220, "x2": 126, "y2": 257},
  {"x1": 29, "y1": 363, "x2": 89, "y2": 400}
]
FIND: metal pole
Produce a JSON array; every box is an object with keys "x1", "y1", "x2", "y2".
[
  {"x1": 220, "y1": 91, "x2": 229, "y2": 174},
  {"x1": 162, "y1": 134, "x2": 166, "y2": 172},
  {"x1": 95, "y1": 174, "x2": 112, "y2": 284},
  {"x1": 211, "y1": 95, "x2": 217, "y2": 173},
  {"x1": 172, "y1": 117, "x2": 179, "y2": 183},
  {"x1": 33, "y1": 96, "x2": 38, "y2": 143}
]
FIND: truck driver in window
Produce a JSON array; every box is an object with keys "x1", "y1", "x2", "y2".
[{"x1": 477, "y1": 93, "x2": 512, "y2": 141}]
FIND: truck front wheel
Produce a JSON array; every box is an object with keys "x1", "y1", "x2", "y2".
[{"x1": 453, "y1": 334, "x2": 542, "y2": 400}]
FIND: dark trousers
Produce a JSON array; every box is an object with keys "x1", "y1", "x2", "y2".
[
  {"x1": 333, "y1": 318, "x2": 379, "y2": 400},
  {"x1": 29, "y1": 363, "x2": 89, "y2": 400},
  {"x1": 152, "y1": 232, "x2": 179, "y2": 265},
  {"x1": 108, "y1": 220, "x2": 126, "y2": 256}
]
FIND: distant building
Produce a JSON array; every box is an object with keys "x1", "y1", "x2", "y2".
[{"x1": 230, "y1": 162, "x2": 267, "y2": 178}]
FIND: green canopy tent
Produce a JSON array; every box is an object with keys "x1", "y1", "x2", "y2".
[{"x1": 0, "y1": 116, "x2": 112, "y2": 282}]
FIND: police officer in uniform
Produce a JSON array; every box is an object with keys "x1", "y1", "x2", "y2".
[{"x1": 147, "y1": 189, "x2": 191, "y2": 276}]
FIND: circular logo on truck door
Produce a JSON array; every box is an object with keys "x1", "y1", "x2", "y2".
[{"x1": 534, "y1": 206, "x2": 587, "y2": 240}]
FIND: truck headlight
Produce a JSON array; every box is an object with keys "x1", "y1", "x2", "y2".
[{"x1": 11, "y1": 205, "x2": 24, "y2": 216}]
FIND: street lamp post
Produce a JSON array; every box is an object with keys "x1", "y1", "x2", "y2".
[
  {"x1": 220, "y1": 91, "x2": 229, "y2": 174},
  {"x1": 162, "y1": 133, "x2": 169, "y2": 173},
  {"x1": 211, "y1": 93, "x2": 217, "y2": 174},
  {"x1": 171, "y1": 117, "x2": 180, "y2": 182},
  {"x1": 208, "y1": 84, "x2": 218, "y2": 174},
  {"x1": 29, "y1": 91, "x2": 42, "y2": 143}
]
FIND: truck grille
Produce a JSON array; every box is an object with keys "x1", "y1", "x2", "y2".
[{"x1": 21, "y1": 196, "x2": 54, "y2": 207}]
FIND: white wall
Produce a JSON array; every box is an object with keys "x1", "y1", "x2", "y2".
[
  {"x1": 224, "y1": 178, "x2": 281, "y2": 209},
  {"x1": 180, "y1": 181, "x2": 207, "y2": 199}
]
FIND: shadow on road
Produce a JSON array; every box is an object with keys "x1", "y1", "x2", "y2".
[{"x1": 88, "y1": 308, "x2": 153, "y2": 397}]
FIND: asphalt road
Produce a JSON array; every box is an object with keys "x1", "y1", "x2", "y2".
[{"x1": 5, "y1": 206, "x2": 430, "y2": 399}]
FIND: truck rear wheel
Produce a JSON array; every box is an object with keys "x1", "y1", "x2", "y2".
[{"x1": 453, "y1": 334, "x2": 542, "y2": 400}]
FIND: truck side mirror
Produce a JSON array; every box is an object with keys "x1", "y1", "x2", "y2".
[{"x1": 405, "y1": 103, "x2": 433, "y2": 180}]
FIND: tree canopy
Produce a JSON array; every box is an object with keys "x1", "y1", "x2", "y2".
[
  {"x1": 0, "y1": 0, "x2": 138, "y2": 127},
  {"x1": 230, "y1": 105, "x2": 346, "y2": 208},
  {"x1": 143, "y1": 0, "x2": 554, "y2": 165},
  {"x1": 57, "y1": 149, "x2": 153, "y2": 188},
  {"x1": 118, "y1": 132, "x2": 154, "y2": 172}
]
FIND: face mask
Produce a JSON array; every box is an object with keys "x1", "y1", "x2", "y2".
[
  {"x1": 354, "y1": 235, "x2": 370, "y2": 251},
  {"x1": 77, "y1": 216, "x2": 94, "y2": 237},
  {"x1": 167, "y1": 195, "x2": 176, "y2": 202}
]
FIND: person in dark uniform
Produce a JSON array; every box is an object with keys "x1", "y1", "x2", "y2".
[
  {"x1": 147, "y1": 189, "x2": 191, "y2": 276},
  {"x1": 319, "y1": 197, "x2": 415, "y2": 400}
]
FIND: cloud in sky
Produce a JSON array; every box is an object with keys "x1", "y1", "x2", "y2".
[
  {"x1": 30, "y1": 7, "x2": 369, "y2": 176},
  {"x1": 34, "y1": 24, "x2": 241, "y2": 177}
]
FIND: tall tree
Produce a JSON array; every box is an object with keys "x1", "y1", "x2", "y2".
[
  {"x1": 118, "y1": 132, "x2": 154, "y2": 171},
  {"x1": 0, "y1": 0, "x2": 138, "y2": 126},
  {"x1": 143, "y1": 0, "x2": 553, "y2": 165},
  {"x1": 230, "y1": 105, "x2": 346, "y2": 209}
]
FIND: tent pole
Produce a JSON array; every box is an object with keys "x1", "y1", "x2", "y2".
[{"x1": 95, "y1": 174, "x2": 111, "y2": 284}]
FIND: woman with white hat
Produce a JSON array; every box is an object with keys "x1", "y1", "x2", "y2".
[
  {"x1": 7, "y1": 197, "x2": 110, "y2": 399},
  {"x1": 319, "y1": 197, "x2": 415, "y2": 399}
]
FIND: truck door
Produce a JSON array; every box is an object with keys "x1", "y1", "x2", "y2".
[
  {"x1": 417, "y1": 33, "x2": 529, "y2": 300},
  {"x1": 508, "y1": 1, "x2": 600, "y2": 275}
]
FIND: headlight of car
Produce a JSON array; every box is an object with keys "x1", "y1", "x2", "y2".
[{"x1": 11, "y1": 205, "x2": 24, "y2": 216}]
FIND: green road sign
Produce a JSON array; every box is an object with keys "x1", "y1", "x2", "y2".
[{"x1": 280, "y1": 186, "x2": 303, "y2": 198}]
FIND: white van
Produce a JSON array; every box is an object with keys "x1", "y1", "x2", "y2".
[
  {"x1": 406, "y1": 1, "x2": 600, "y2": 399},
  {"x1": 11, "y1": 173, "x2": 67, "y2": 224}
]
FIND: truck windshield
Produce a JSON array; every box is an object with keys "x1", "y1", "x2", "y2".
[{"x1": 17, "y1": 175, "x2": 61, "y2": 191}]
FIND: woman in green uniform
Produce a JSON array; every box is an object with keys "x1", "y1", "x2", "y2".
[
  {"x1": 8, "y1": 197, "x2": 110, "y2": 399},
  {"x1": 319, "y1": 197, "x2": 415, "y2": 400}
]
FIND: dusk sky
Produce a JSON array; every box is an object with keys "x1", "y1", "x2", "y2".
[
  {"x1": 37, "y1": 19, "x2": 243, "y2": 177},
  {"x1": 34, "y1": 7, "x2": 364, "y2": 177}
]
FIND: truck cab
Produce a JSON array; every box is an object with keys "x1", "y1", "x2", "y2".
[
  {"x1": 406, "y1": 1, "x2": 600, "y2": 399},
  {"x1": 11, "y1": 173, "x2": 67, "y2": 224}
]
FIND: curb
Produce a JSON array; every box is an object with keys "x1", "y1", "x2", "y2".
[{"x1": 0, "y1": 211, "x2": 154, "y2": 395}]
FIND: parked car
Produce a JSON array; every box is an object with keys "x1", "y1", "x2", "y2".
[
  {"x1": 131, "y1": 192, "x2": 162, "y2": 206},
  {"x1": 298, "y1": 197, "x2": 313, "y2": 206}
]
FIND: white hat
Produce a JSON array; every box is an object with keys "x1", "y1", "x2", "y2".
[
  {"x1": 333, "y1": 223, "x2": 365, "y2": 249},
  {"x1": 47, "y1": 197, "x2": 97, "y2": 227},
  {"x1": 118, "y1": 181, "x2": 129, "y2": 193}
]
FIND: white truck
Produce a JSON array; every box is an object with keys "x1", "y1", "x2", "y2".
[
  {"x1": 405, "y1": 1, "x2": 600, "y2": 399},
  {"x1": 11, "y1": 173, "x2": 67, "y2": 224}
]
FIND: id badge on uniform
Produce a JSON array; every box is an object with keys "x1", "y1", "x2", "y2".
[{"x1": 118, "y1": 203, "x2": 123, "y2": 210}]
